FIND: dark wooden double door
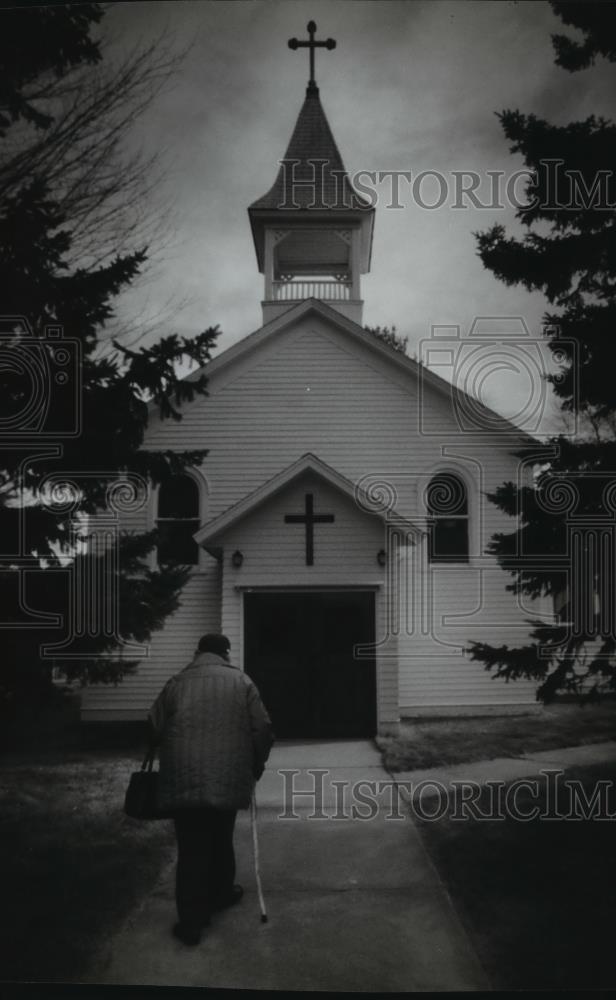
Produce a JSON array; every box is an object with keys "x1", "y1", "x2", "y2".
[{"x1": 244, "y1": 591, "x2": 376, "y2": 739}]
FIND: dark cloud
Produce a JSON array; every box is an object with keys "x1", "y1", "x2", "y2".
[{"x1": 103, "y1": 1, "x2": 614, "y2": 431}]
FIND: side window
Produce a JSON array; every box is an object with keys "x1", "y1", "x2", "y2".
[
  {"x1": 157, "y1": 474, "x2": 200, "y2": 565},
  {"x1": 426, "y1": 472, "x2": 469, "y2": 564}
]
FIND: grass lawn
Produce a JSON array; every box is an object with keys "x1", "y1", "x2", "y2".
[
  {"x1": 0, "y1": 749, "x2": 175, "y2": 983},
  {"x1": 414, "y1": 760, "x2": 616, "y2": 990},
  {"x1": 378, "y1": 700, "x2": 616, "y2": 771}
]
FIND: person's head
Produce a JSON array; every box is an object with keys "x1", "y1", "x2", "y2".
[{"x1": 197, "y1": 633, "x2": 231, "y2": 659}]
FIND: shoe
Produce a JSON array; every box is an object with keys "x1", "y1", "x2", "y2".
[
  {"x1": 214, "y1": 884, "x2": 244, "y2": 911},
  {"x1": 172, "y1": 922, "x2": 201, "y2": 946}
]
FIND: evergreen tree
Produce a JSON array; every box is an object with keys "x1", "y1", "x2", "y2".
[
  {"x1": 364, "y1": 324, "x2": 408, "y2": 355},
  {"x1": 0, "y1": 5, "x2": 218, "y2": 715},
  {"x1": 468, "y1": 2, "x2": 616, "y2": 700}
]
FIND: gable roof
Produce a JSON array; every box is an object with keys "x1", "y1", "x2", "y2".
[
  {"x1": 194, "y1": 451, "x2": 420, "y2": 547},
  {"x1": 184, "y1": 298, "x2": 541, "y2": 447}
]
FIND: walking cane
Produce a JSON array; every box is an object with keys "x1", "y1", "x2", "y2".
[{"x1": 250, "y1": 790, "x2": 268, "y2": 923}]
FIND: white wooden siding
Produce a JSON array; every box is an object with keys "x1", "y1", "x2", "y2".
[
  {"x1": 85, "y1": 312, "x2": 540, "y2": 720},
  {"x1": 397, "y1": 546, "x2": 537, "y2": 708},
  {"x1": 214, "y1": 471, "x2": 398, "y2": 726}
]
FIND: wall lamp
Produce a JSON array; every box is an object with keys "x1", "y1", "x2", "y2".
[
  {"x1": 231, "y1": 550, "x2": 244, "y2": 568},
  {"x1": 377, "y1": 549, "x2": 387, "y2": 567}
]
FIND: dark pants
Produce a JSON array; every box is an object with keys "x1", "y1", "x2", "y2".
[{"x1": 172, "y1": 807, "x2": 237, "y2": 928}]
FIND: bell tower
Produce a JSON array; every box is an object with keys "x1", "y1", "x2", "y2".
[{"x1": 248, "y1": 22, "x2": 375, "y2": 326}]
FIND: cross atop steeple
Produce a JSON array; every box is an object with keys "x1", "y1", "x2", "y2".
[{"x1": 288, "y1": 20, "x2": 336, "y2": 94}]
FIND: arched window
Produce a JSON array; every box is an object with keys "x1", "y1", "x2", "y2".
[
  {"x1": 426, "y1": 472, "x2": 469, "y2": 563},
  {"x1": 157, "y1": 474, "x2": 200, "y2": 565}
]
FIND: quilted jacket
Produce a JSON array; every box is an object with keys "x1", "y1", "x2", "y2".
[{"x1": 148, "y1": 652, "x2": 273, "y2": 811}]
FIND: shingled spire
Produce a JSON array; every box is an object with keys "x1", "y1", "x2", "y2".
[{"x1": 248, "y1": 23, "x2": 375, "y2": 325}]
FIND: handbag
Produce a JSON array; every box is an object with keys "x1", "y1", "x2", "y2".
[{"x1": 124, "y1": 748, "x2": 162, "y2": 820}]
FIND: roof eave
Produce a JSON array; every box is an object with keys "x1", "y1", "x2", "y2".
[
  {"x1": 194, "y1": 451, "x2": 420, "y2": 546},
  {"x1": 152, "y1": 298, "x2": 542, "y2": 450}
]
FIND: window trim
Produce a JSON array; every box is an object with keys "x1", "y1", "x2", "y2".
[
  {"x1": 150, "y1": 469, "x2": 208, "y2": 572},
  {"x1": 424, "y1": 470, "x2": 470, "y2": 566}
]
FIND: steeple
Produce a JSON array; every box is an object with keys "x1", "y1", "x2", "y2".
[{"x1": 248, "y1": 22, "x2": 375, "y2": 325}]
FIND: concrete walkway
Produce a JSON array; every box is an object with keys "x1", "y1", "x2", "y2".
[
  {"x1": 96, "y1": 741, "x2": 489, "y2": 991},
  {"x1": 392, "y1": 740, "x2": 616, "y2": 792}
]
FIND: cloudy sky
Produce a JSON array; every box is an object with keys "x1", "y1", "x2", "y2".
[{"x1": 104, "y1": 0, "x2": 615, "y2": 432}]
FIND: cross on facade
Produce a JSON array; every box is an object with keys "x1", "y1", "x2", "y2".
[
  {"x1": 285, "y1": 492, "x2": 335, "y2": 565},
  {"x1": 288, "y1": 21, "x2": 336, "y2": 91}
]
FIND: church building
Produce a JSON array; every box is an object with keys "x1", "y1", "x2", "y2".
[{"x1": 82, "y1": 23, "x2": 539, "y2": 734}]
